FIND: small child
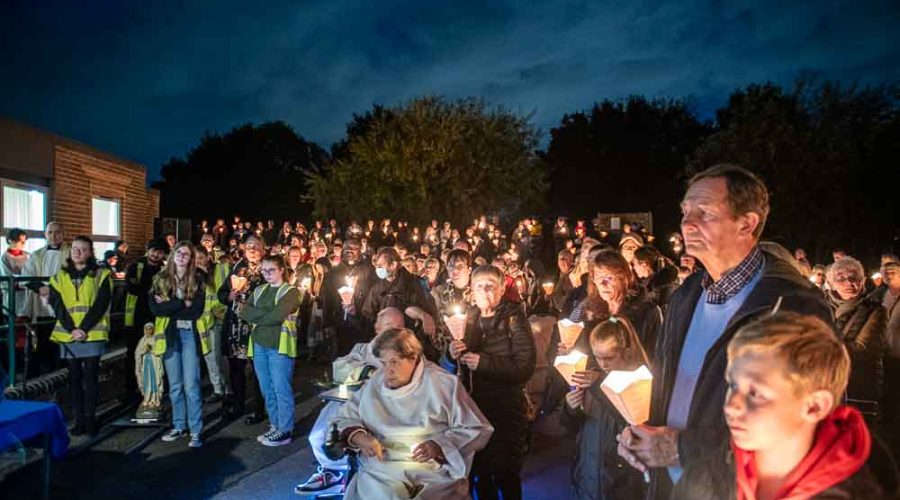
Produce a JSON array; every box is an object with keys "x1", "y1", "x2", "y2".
[
  {"x1": 562, "y1": 316, "x2": 648, "y2": 499},
  {"x1": 723, "y1": 312, "x2": 883, "y2": 499}
]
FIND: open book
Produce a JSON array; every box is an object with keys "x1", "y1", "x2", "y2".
[
  {"x1": 600, "y1": 365, "x2": 652, "y2": 425},
  {"x1": 553, "y1": 349, "x2": 588, "y2": 386}
]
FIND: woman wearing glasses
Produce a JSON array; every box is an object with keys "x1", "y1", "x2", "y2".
[
  {"x1": 218, "y1": 235, "x2": 267, "y2": 423},
  {"x1": 239, "y1": 254, "x2": 301, "y2": 446},
  {"x1": 148, "y1": 241, "x2": 207, "y2": 448},
  {"x1": 570, "y1": 252, "x2": 662, "y2": 363}
]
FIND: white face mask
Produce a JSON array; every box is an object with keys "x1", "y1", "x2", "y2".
[{"x1": 376, "y1": 267, "x2": 390, "y2": 280}]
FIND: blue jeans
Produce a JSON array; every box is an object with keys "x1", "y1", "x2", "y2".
[
  {"x1": 252, "y1": 343, "x2": 295, "y2": 433},
  {"x1": 164, "y1": 328, "x2": 203, "y2": 436}
]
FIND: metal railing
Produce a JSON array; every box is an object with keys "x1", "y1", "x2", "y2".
[{"x1": 0, "y1": 275, "x2": 51, "y2": 387}]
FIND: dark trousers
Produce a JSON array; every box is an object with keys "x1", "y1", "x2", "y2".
[
  {"x1": 67, "y1": 357, "x2": 100, "y2": 423},
  {"x1": 28, "y1": 318, "x2": 58, "y2": 378},
  {"x1": 470, "y1": 451, "x2": 523, "y2": 500},
  {"x1": 227, "y1": 357, "x2": 261, "y2": 415}
]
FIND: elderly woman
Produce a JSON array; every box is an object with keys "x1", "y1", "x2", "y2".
[
  {"x1": 826, "y1": 257, "x2": 888, "y2": 420},
  {"x1": 443, "y1": 265, "x2": 536, "y2": 500},
  {"x1": 335, "y1": 328, "x2": 493, "y2": 500}
]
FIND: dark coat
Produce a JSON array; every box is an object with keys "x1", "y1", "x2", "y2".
[
  {"x1": 647, "y1": 249, "x2": 833, "y2": 499},
  {"x1": 320, "y1": 261, "x2": 377, "y2": 355},
  {"x1": 643, "y1": 265, "x2": 680, "y2": 316},
  {"x1": 830, "y1": 293, "x2": 888, "y2": 411},
  {"x1": 562, "y1": 374, "x2": 647, "y2": 500},
  {"x1": 125, "y1": 257, "x2": 162, "y2": 331},
  {"x1": 361, "y1": 266, "x2": 436, "y2": 323},
  {"x1": 441, "y1": 300, "x2": 536, "y2": 469}
]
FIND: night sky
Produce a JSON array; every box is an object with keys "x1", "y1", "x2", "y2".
[{"x1": 2, "y1": 0, "x2": 898, "y2": 182}]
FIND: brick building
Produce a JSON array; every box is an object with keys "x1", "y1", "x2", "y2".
[{"x1": 0, "y1": 117, "x2": 159, "y2": 258}]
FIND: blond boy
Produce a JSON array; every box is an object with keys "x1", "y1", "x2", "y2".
[{"x1": 723, "y1": 312, "x2": 882, "y2": 499}]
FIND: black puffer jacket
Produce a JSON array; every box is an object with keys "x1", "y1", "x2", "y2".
[{"x1": 441, "y1": 300, "x2": 536, "y2": 468}]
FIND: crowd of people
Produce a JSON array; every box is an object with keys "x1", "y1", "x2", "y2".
[{"x1": 2, "y1": 163, "x2": 899, "y2": 499}]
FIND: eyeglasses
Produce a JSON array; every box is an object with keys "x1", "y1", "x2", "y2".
[
  {"x1": 832, "y1": 274, "x2": 862, "y2": 284},
  {"x1": 595, "y1": 275, "x2": 618, "y2": 286},
  {"x1": 260, "y1": 267, "x2": 281, "y2": 275}
]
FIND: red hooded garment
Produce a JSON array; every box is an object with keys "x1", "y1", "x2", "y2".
[{"x1": 733, "y1": 405, "x2": 871, "y2": 500}]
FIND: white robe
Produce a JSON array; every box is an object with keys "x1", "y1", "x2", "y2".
[
  {"x1": 332, "y1": 341, "x2": 381, "y2": 383},
  {"x1": 310, "y1": 342, "x2": 382, "y2": 470},
  {"x1": 335, "y1": 359, "x2": 494, "y2": 500}
]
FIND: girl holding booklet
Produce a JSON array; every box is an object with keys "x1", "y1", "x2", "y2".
[{"x1": 561, "y1": 316, "x2": 649, "y2": 500}]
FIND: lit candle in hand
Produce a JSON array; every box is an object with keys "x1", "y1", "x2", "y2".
[{"x1": 338, "y1": 384, "x2": 348, "y2": 398}]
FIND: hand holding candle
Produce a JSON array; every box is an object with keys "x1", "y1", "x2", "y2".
[
  {"x1": 553, "y1": 349, "x2": 588, "y2": 386},
  {"x1": 443, "y1": 304, "x2": 467, "y2": 340},
  {"x1": 542, "y1": 281, "x2": 555, "y2": 295},
  {"x1": 339, "y1": 275, "x2": 356, "y2": 305}
]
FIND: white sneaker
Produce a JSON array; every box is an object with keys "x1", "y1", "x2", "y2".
[
  {"x1": 261, "y1": 430, "x2": 292, "y2": 447},
  {"x1": 188, "y1": 434, "x2": 203, "y2": 448},
  {"x1": 293, "y1": 466, "x2": 344, "y2": 495},
  {"x1": 161, "y1": 429, "x2": 187, "y2": 442},
  {"x1": 257, "y1": 426, "x2": 278, "y2": 443}
]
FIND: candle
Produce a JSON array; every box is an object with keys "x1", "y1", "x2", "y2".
[
  {"x1": 542, "y1": 281, "x2": 555, "y2": 295},
  {"x1": 345, "y1": 275, "x2": 354, "y2": 288},
  {"x1": 338, "y1": 384, "x2": 348, "y2": 398},
  {"x1": 452, "y1": 304, "x2": 464, "y2": 317}
]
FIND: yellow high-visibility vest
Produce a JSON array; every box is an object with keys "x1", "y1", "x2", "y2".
[
  {"x1": 49, "y1": 268, "x2": 111, "y2": 344},
  {"x1": 247, "y1": 283, "x2": 298, "y2": 358},
  {"x1": 124, "y1": 261, "x2": 145, "y2": 327},
  {"x1": 152, "y1": 288, "x2": 211, "y2": 356}
]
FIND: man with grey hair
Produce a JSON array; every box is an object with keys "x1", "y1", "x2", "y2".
[
  {"x1": 617, "y1": 164, "x2": 832, "y2": 499},
  {"x1": 294, "y1": 307, "x2": 406, "y2": 496},
  {"x1": 22, "y1": 222, "x2": 69, "y2": 376}
]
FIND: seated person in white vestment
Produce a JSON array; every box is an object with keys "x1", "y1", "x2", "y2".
[
  {"x1": 334, "y1": 328, "x2": 494, "y2": 500},
  {"x1": 295, "y1": 307, "x2": 406, "y2": 495}
]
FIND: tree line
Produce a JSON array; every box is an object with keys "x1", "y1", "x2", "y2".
[{"x1": 153, "y1": 79, "x2": 900, "y2": 265}]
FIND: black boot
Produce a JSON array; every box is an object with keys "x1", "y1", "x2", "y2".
[{"x1": 243, "y1": 412, "x2": 264, "y2": 425}]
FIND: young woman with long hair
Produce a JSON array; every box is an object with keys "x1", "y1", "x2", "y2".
[{"x1": 149, "y1": 241, "x2": 207, "y2": 448}]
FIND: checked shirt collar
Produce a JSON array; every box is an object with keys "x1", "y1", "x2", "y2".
[{"x1": 701, "y1": 246, "x2": 764, "y2": 304}]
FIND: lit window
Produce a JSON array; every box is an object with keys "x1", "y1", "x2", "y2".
[
  {"x1": 1, "y1": 182, "x2": 47, "y2": 256},
  {"x1": 92, "y1": 197, "x2": 120, "y2": 257}
]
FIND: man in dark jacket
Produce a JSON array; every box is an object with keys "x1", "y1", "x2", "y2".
[
  {"x1": 616, "y1": 164, "x2": 833, "y2": 499},
  {"x1": 321, "y1": 238, "x2": 377, "y2": 357},
  {"x1": 361, "y1": 246, "x2": 437, "y2": 332},
  {"x1": 123, "y1": 238, "x2": 166, "y2": 399}
]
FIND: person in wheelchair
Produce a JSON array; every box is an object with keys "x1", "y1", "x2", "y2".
[
  {"x1": 295, "y1": 307, "x2": 406, "y2": 496},
  {"x1": 333, "y1": 328, "x2": 493, "y2": 499}
]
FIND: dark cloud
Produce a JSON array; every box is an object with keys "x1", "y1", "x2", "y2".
[{"x1": 1, "y1": 0, "x2": 898, "y2": 181}]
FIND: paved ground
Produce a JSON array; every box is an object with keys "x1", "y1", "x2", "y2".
[{"x1": 2, "y1": 362, "x2": 577, "y2": 500}]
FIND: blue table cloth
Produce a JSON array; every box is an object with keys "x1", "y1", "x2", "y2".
[{"x1": 0, "y1": 400, "x2": 70, "y2": 458}]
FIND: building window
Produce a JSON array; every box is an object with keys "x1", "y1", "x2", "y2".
[
  {"x1": 92, "y1": 197, "x2": 120, "y2": 257},
  {"x1": 1, "y1": 181, "x2": 47, "y2": 254}
]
